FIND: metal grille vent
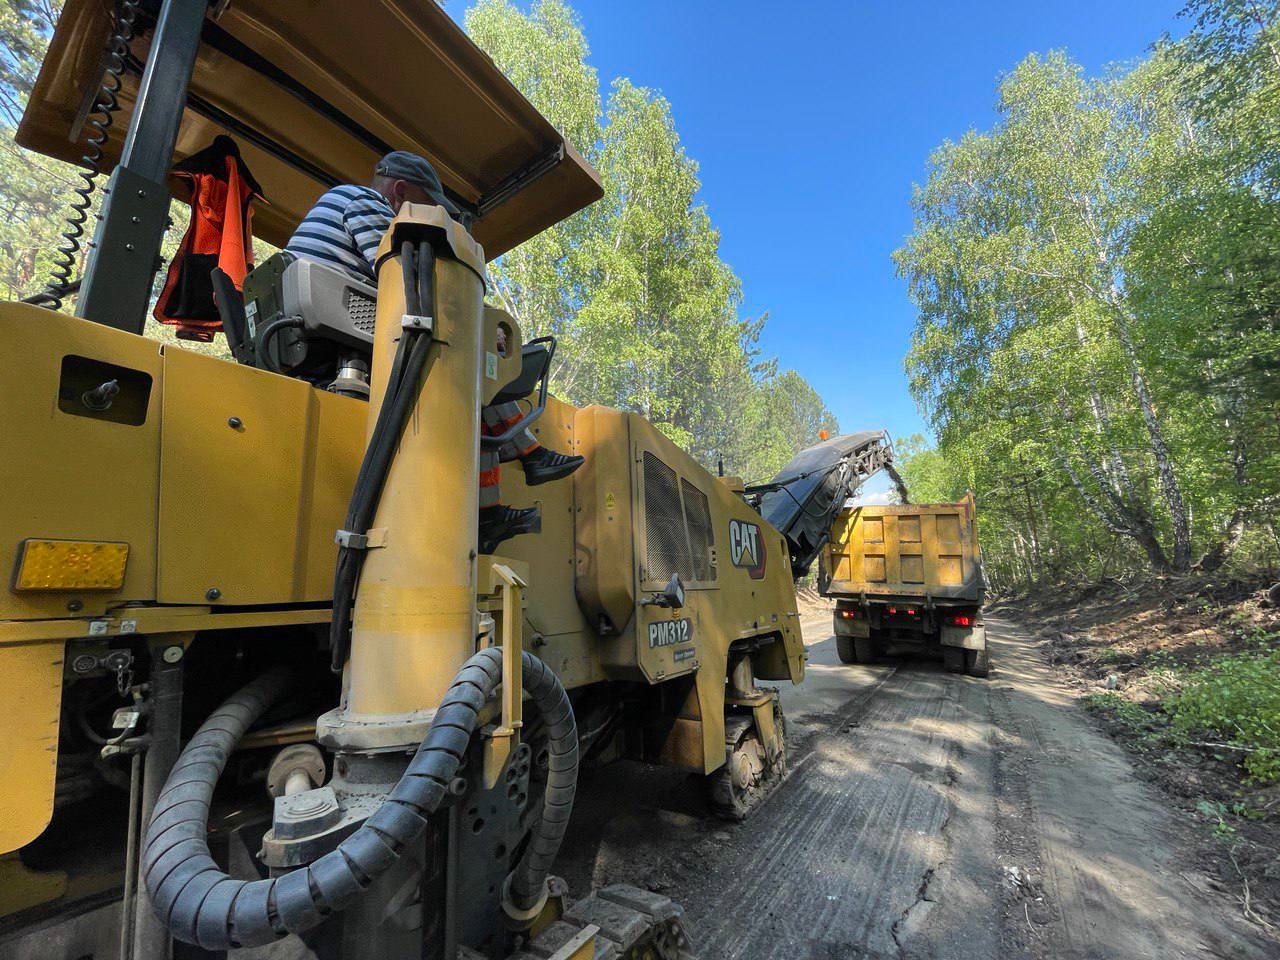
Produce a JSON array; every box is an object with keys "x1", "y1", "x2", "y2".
[
  {"x1": 344, "y1": 288, "x2": 378, "y2": 334},
  {"x1": 643, "y1": 452, "x2": 693, "y2": 582},
  {"x1": 682, "y1": 479, "x2": 715, "y2": 581}
]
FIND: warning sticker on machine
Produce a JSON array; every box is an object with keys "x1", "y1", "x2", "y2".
[{"x1": 648, "y1": 618, "x2": 693, "y2": 648}]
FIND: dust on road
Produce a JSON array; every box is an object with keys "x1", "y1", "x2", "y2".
[{"x1": 559, "y1": 614, "x2": 1274, "y2": 959}]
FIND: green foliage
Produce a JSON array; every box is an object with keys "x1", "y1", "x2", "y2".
[
  {"x1": 1082, "y1": 691, "x2": 1174, "y2": 758},
  {"x1": 0, "y1": 1, "x2": 80, "y2": 301},
  {"x1": 1194, "y1": 799, "x2": 1241, "y2": 840},
  {"x1": 1084, "y1": 691, "x2": 1154, "y2": 728},
  {"x1": 895, "y1": 1, "x2": 1280, "y2": 589},
  {"x1": 1168, "y1": 650, "x2": 1280, "y2": 782},
  {"x1": 465, "y1": 0, "x2": 835, "y2": 480},
  {"x1": 894, "y1": 433, "x2": 966, "y2": 504}
]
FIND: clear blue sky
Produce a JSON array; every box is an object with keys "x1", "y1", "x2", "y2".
[{"x1": 449, "y1": 0, "x2": 1187, "y2": 448}]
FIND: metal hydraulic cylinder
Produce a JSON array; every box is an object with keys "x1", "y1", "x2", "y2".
[{"x1": 324, "y1": 205, "x2": 488, "y2": 750}]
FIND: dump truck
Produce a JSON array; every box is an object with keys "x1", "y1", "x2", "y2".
[
  {"x1": 0, "y1": 3, "x2": 904, "y2": 959},
  {"x1": 819, "y1": 494, "x2": 989, "y2": 677}
]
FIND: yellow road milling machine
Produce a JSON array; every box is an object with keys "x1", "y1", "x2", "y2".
[{"x1": 0, "y1": 3, "x2": 898, "y2": 959}]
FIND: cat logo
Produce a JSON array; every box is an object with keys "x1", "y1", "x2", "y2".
[{"x1": 728, "y1": 519, "x2": 766, "y2": 579}]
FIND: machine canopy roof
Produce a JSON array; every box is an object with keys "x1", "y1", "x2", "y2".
[{"x1": 18, "y1": 0, "x2": 603, "y2": 258}]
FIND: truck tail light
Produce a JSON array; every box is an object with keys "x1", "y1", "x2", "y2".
[
  {"x1": 948, "y1": 615, "x2": 973, "y2": 627},
  {"x1": 839, "y1": 609, "x2": 861, "y2": 619}
]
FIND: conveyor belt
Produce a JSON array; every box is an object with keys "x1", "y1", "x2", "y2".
[{"x1": 752, "y1": 431, "x2": 906, "y2": 579}]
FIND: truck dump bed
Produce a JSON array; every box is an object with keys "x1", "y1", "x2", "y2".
[{"x1": 820, "y1": 494, "x2": 982, "y2": 603}]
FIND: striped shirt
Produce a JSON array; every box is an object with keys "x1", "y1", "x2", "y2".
[{"x1": 285, "y1": 184, "x2": 393, "y2": 283}]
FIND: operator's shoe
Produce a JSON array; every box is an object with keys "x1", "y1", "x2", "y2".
[
  {"x1": 521, "y1": 446, "x2": 584, "y2": 486},
  {"x1": 478, "y1": 505, "x2": 541, "y2": 555}
]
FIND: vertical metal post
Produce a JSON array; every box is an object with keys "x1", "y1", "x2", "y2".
[
  {"x1": 77, "y1": 0, "x2": 209, "y2": 331},
  {"x1": 443, "y1": 805, "x2": 460, "y2": 960},
  {"x1": 132, "y1": 640, "x2": 186, "y2": 960},
  {"x1": 482, "y1": 564, "x2": 525, "y2": 789},
  {"x1": 118, "y1": 752, "x2": 143, "y2": 960}
]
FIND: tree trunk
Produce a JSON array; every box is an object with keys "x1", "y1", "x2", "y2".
[
  {"x1": 1194, "y1": 507, "x2": 1247, "y2": 572},
  {"x1": 1059, "y1": 451, "x2": 1171, "y2": 572},
  {"x1": 1107, "y1": 290, "x2": 1192, "y2": 569},
  {"x1": 1195, "y1": 368, "x2": 1253, "y2": 573},
  {"x1": 1066, "y1": 317, "x2": 1168, "y2": 559}
]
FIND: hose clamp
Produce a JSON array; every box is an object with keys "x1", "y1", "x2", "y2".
[
  {"x1": 334, "y1": 528, "x2": 388, "y2": 550},
  {"x1": 401, "y1": 314, "x2": 434, "y2": 333}
]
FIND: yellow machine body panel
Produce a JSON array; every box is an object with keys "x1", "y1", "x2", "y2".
[
  {"x1": 156, "y1": 347, "x2": 363, "y2": 605},
  {"x1": 0, "y1": 305, "x2": 163, "y2": 622},
  {"x1": 500, "y1": 402, "x2": 804, "y2": 773},
  {"x1": 821, "y1": 493, "x2": 982, "y2": 602},
  {"x1": 0, "y1": 641, "x2": 65, "y2": 852},
  {"x1": 0, "y1": 302, "x2": 367, "y2": 619},
  {"x1": 0, "y1": 296, "x2": 806, "y2": 840}
]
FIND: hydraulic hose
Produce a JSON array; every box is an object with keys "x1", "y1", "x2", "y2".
[
  {"x1": 140, "y1": 648, "x2": 578, "y2": 950},
  {"x1": 329, "y1": 240, "x2": 436, "y2": 672}
]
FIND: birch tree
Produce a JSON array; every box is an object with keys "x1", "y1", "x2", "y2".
[
  {"x1": 897, "y1": 2, "x2": 1280, "y2": 582},
  {"x1": 466, "y1": 0, "x2": 836, "y2": 480}
]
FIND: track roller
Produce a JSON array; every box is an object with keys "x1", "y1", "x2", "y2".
[
  {"x1": 708, "y1": 698, "x2": 786, "y2": 821},
  {"x1": 507, "y1": 884, "x2": 694, "y2": 960}
]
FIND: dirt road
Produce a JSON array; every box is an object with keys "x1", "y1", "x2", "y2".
[{"x1": 561, "y1": 614, "x2": 1275, "y2": 959}]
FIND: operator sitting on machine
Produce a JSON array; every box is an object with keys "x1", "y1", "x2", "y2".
[{"x1": 285, "y1": 151, "x2": 582, "y2": 553}]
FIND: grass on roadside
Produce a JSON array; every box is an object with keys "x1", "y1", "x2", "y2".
[
  {"x1": 1167, "y1": 649, "x2": 1280, "y2": 784},
  {"x1": 1084, "y1": 646, "x2": 1280, "y2": 785}
]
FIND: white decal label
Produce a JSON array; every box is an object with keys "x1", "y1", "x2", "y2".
[{"x1": 648, "y1": 618, "x2": 693, "y2": 648}]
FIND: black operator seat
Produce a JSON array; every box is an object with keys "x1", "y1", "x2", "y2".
[
  {"x1": 228, "y1": 251, "x2": 552, "y2": 404},
  {"x1": 232, "y1": 252, "x2": 379, "y2": 397}
]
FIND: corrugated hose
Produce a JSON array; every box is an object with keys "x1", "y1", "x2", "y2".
[{"x1": 139, "y1": 648, "x2": 578, "y2": 949}]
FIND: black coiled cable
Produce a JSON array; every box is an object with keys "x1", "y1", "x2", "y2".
[{"x1": 38, "y1": 0, "x2": 143, "y2": 312}]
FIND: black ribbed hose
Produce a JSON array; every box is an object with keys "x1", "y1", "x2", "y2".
[{"x1": 140, "y1": 648, "x2": 577, "y2": 950}]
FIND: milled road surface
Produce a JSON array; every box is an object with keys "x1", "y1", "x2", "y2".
[{"x1": 562, "y1": 614, "x2": 1275, "y2": 960}]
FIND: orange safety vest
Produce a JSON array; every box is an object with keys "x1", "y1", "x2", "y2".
[{"x1": 154, "y1": 136, "x2": 264, "y2": 342}]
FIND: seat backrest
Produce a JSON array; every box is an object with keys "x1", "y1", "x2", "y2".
[
  {"x1": 241, "y1": 253, "x2": 377, "y2": 370},
  {"x1": 281, "y1": 259, "x2": 377, "y2": 351}
]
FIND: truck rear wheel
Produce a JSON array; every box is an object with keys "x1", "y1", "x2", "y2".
[
  {"x1": 853, "y1": 637, "x2": 878, "y2": 664},
  {"x1": 965, "y1": 648, "x2": 991, "y2": 678},
  {"x1": 836, "y1": 635, "x2": 858, "y2": 664},
  {"x1": 942, "y1": 646, "x2": 965, "y2": 673}
]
